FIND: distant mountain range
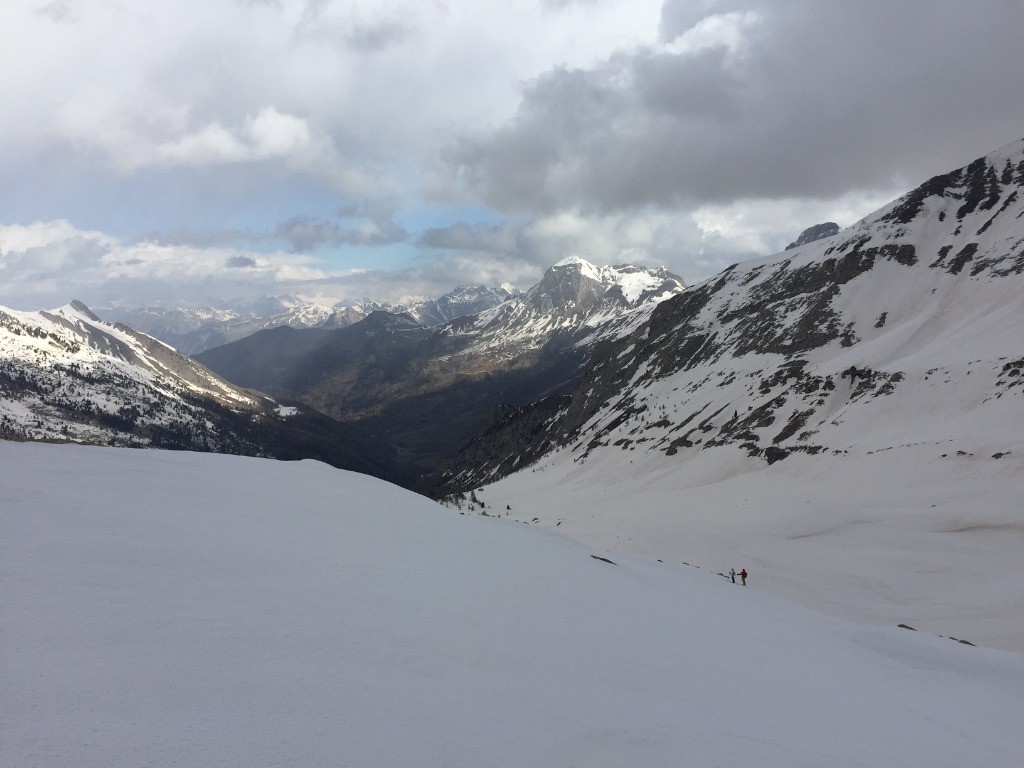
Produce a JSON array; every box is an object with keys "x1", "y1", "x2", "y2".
[
  {"x1": 100, "y1": 284, "x2": 521, "y2": 355},
  {"x1": 196, "y1": 258, "x2": 686, "y2": 481},
  {"x1": 0, "y1": 301, "x2": 409, "y2": 483}
]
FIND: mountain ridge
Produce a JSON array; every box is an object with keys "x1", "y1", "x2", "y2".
[
  {"x1": 0, "y1": 301, "x2": 409, "y2": 483},
  {"x1": 101, "y1": 284, "x2": 522, "y2": 355},
  {"x1": 439, "y1": 136, "x2": 1024, "y2": 491}
]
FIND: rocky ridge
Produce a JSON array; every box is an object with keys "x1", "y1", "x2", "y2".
[{"x1": 785, "y1": 221, "x2": 840, "y2": 250}]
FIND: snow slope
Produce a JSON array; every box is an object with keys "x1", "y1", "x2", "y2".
[
  {"x1": 0, "y1": 300, "x2": 269, "y2": 445},
  {"x1": 4, "y1": 442, "x2": 1024, "y2": 767},
  {"x1": 476, "y1": 443, "x2": 1024, "y2": 653}
]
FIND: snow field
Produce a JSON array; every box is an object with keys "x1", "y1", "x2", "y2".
[
  {"x1": 5, "y1": 442, "x2": 1024, "y2": 767},
  {"x1": 486, "y1": 442, "x2": 1024, "y2": 654}
]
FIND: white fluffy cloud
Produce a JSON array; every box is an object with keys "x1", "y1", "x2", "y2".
[
  {"x1": 0, "y1": 221, "x2": 328, "y2": 309},
  {"x1": 152, "y1": 107, "x2": 313, "y2": 167}
]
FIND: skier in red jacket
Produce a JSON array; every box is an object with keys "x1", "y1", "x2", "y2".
[{"x1": 739, "y1": 568, "x2": 747, "y2": 586}]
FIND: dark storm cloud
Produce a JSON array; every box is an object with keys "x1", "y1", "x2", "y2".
[
  {"x1": 417, "y1": 222, "x2": 521, "y2": 255},
  {"x1": 276, "y1": 199, "x2": 409, "y2": 251},
  {"x1": 447, "y1": 0, "x2": 1024, "y2": 214},
  {"x1": 226, "y1": 254, "x2": 257, "y2": 268}
]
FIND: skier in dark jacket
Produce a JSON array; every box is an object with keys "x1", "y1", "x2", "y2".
[{"x1": 739, "y1": 568, "x2": 747, "y2": 586}]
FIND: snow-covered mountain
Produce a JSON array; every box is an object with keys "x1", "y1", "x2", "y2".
[
  {"x1": 197, "y1": 259, "x2": 684, "y2": 476},
  {"x1": 437, "y1": 257, "x2": 685, "y2": 360},
  {"x1": 7, "y1": 442, "x2": 1024, "y2": 767},
  {"x1": 404, "y1": 283, "x2": 521, "y2": 326},
  {"x1": 102, "y1": 285, "x2": 520, "y2": 355},
  {"x1": 0, "y1": 300, "x2": 407, "y2": 481},
  {"x1": 436, "y1": 138, "x2": 1024, "y2": 651},
  {"x1": 100, "y1": 296, "x2": 330, "y2": 355}
]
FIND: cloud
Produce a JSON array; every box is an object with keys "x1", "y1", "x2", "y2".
[
  {"x1": 140, "y1": 228, "x2": 261, "y2": 249},
  {"x1": 446, "y1": 1, "x2": 1024, "y2": 214},
  {"x1": 35, "y1": 1, "x2": 79, "y2": 24},
  {"x1": 276, "y1": 199, "x2": 409, "y2": 251},
  {"x1": 0, "y1": 184, "x2": 896, "y2": 315},
  {"x1": 0, "y1": 220, "x2": 327, "y2": 310},
  {"x1": 4, "y1": 0, "x2": 1023, "y2": 311},
  {"x1": 418, "y1": 209, "x2": 708, "y2": 274},
  {"x1": 226, "y1": 254, "x2": 257, "y2": 268},
  {"x1": 417, "y1": 184, "x2": 898, "y2": 283},
  {"x1": 542, "y1": 0, "x2": 605, "y2": 8},
  {"x1": 417, "y1": 222, "x2": 522, "y2": 255},
  {"x1": 157, "y1": 107, "x2": 313, "y2": 166},
  {"x1": 343, "y1": 18, "x2": 412, "y2": 53}
]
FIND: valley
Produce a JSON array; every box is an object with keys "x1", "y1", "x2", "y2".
[
  {"x1": 6, "y1": 4, "x2": 1023, "y2": 765},
  {"x1": 4, "y1": 140, "x2": 1023, "y2": 657}
]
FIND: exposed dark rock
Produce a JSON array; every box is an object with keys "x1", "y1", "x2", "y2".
[
  {"x1": 773, "y1": 410, "x2": 814, "y2": 445},
  {"x1": 882, "y1": 169, "x2": 960, "y2": 225},
  {"x1": 976, "y1": 190, "x2": 1018, "y2": 236},
  {"x1": 840, "y1": 366, "x2": 869, "y2": 385},
  {"x1": 786, "y1": 222, "x2": 840, "y2": 250},
  {"x1": 956, "y1": 158, "x2": 1002, "y2": 220},
  {"x1": 949, "y1": 637, "x2": 976, "y2": 647},
  {"x1": 930, "y1": 245, "x2": 954, "y2": 269},
  {"x1": 946, "y1": 243, "x2": 979, "y2": 275}
]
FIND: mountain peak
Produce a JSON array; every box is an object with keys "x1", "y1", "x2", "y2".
[
  {"x1": 58, "y1": 300, "x2": 102, "y2": 322},
  {"x1": 548, "y1": 255, "x2": 604, "y2": 284},
  {"x1": 527, "y1": 258, "x2": 685, "y2": 315},
  {"x1": 786, "y1": 222, "x2": 840, "y2": 250},
  {"x1": 870, "y1": 136, "x2": 1024, "y2": 230},
  {"x1": 552, "y1": 255, "x2": 595, "y2": 268}
]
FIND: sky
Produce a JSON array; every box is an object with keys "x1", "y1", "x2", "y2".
[{"x1": 1, "y1": 0, "x2": 1022, "y2": 310}]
